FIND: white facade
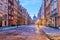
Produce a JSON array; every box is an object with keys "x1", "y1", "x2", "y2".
[{"x1": 50, "y1": 0, "x2": 58, "y2": 27}]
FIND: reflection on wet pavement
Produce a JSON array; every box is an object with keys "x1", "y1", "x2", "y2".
[{"x1": 0, "y1": 25, "x2": 49, "y2": 40}]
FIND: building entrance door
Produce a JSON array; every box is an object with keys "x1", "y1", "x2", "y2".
[
  {"x1": 55, "y1": 17, "x2": 58, "y2": 27},
  {"x1": 0, "y1": 17, "x2": 2, "y2": 27},
  {"x1": 0, "y1": 21, "x2": 2, "y2": 27},
  {"x1": 5, "y1": 21, "x2": 6, "y2": 26}
]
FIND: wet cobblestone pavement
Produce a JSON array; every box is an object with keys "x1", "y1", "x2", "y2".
[{"x1": 0, "y1": 25, "x2": 49, "y2": 40}]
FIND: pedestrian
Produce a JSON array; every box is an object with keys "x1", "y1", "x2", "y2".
[{"x1": 35, "y1": 19, "x2": 40, "y2": 33}]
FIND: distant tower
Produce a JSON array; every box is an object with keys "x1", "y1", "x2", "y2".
[{"x1": 33, "y1": 14, "x2": 37, "y2": 24}]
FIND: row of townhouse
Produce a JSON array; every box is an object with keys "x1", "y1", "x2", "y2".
[
  {"x1": 38, "y1": 0, "x2": 60, "y2": 28},
  {"x1": 38, "y1": 0, "x2": 46, "y2": 26},
  {"x1": 0, "y1": 0, "x2": 31, "y2": 27}
]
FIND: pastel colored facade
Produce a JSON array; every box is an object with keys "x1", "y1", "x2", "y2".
[
  {"x1": 8, "y1": 0, "x2": 19, "y2": 26},
  {"x1": 38, "y1": 0, "x2": 46, "y2": 26},
  {"x1": 0, "y1": 0, "x2": 8, "y2": 27},
  {"x1": 45, "y1": 0, "x2": 51, "y2": 26},
  {"x1": 13, "y1": 0, "x2": 19, "y2": 26},
  {"x1": 44, "y1": 0, "x2": 46, "y2": 26},
  {"x1": 8, "y1": 0, "x2": 14, "y2": 26},
  {"x1": 44, "y1": 0, "x2": 60, "y2": 28},
  {"x1": 38, "y1": 6, "x2": 42, "y2": 19},
  {"x1": 19, "y1": 6, "x2": 31, "y2": 25},
  {"x1": 50, "y1": 0, "x2": 58, "y2": 27},
  {"x1": 0, "y1": 0, "x2": 31, "y2": 27},
  {"x1": 38, "y1": 0, "x2": 60, "y2": 28}
]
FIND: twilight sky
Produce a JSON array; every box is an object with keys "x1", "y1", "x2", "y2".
[{"x1": 20, "y1": 0, "x2": 43, "y2": 18}]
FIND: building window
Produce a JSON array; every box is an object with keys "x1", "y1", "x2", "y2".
[
  {"x1": 5, "y1": 21, "x2": 6, "y2": 26},
  {"x1": 12, "y1": 12, "x2": 14, "y2": 15},
  {"x1": 0, "y1": 3, "x2": 2, "y2": 10},
  {"x1": 4, "y1": 4, "x2": 7, "y2": 7},
  {"x1": 8, "y1": 10, "x2": 10, "y2": 14},
  {"x1": 8, "y1": 3, "x2": 11, "y2": 7},
  {"x1": 54, "y1": 0, "x2": 56, "y2": 1},
  {"x1": 3, "y1": 14, "x2": 7, "y2": 20},
  {"x1": 51, "y1": 1, "x2": 54, "y2": 11},
  {"x1": 4, "y1": 0, "x2": 7, "y2": 2},
  {"x1": 4, "y1": 9, "x2": 8, "y2": 13},
  {"x1": 54, "y1": 0, "x2": 57, "y2": 9}
]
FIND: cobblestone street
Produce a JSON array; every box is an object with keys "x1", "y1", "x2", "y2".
[
  {"x1": 0, "y1": 0, "x2": 60, "y2": 40},
  {"x1": 0, "y1": 25, "x2": 49, "y2": 40}
]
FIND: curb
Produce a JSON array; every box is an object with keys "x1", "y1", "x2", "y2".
[{"x1": 41, "y1": 30, "x2": 54, "y2": 40}]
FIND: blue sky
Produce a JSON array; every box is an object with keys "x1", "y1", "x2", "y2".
[{"x1": 20, "y1": 0, "x2": 43, "y2": 18}]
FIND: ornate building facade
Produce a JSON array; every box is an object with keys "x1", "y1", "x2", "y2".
[
  {"x1": 38, "y1": 0, "x2": 60, "y2": 28},
  {"x1": 0, "y1": 0, "x2": 32, "y2": 27}
]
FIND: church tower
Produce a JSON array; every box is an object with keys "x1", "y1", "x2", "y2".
[{"x1": 32, "y1": 14, "x2": 37, "y2": 24}]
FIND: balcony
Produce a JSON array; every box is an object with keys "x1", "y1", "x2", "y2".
[
  {"x1": 50, "y1": 8, "x2": 58, "y2": 15},
  {"x1": 46, "y1": 0, "x2": 51, "y2": 8},
  {"x1": 8, "y1": 0, "x2": 14, "y2": 5},
  {"x1": 8, "y1": 3, "x2": 14, "y2": 10},
  {"x1": 8, "y1": 13, "x2": 13, "y2": 17},
  {"x1": 8, "y1": 6, "x2": 11, "y2": 9},
  {"x1": 14, "y1": 6, "x2": 18, "y2": 10}
]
